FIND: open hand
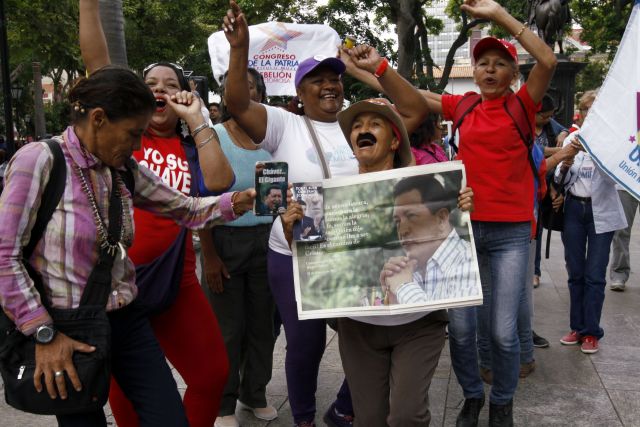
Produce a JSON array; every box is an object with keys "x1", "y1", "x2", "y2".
[
  {"x1": 222, "y1": 1, "x2": 249, "y2": 50},
  {"x1": 203, "y1": 253, "x2": 230, "y2": 293},
  {"x1": 34, "y1": 332, "x2": 96, "y2": 400},
  {"x1": 460, "y1": 0, "x2": 502, "y2": 20}
]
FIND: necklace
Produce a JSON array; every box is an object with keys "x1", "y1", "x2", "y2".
[{"x1": 75, "y1": 142, "x2": 127, "y2": 259}]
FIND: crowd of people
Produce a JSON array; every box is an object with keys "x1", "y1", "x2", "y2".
[{"x1": 0, "y1": 0, "x2": 636, "y2": 427}]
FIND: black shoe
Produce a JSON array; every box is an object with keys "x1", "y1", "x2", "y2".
[
  {"x1": 532, "y1": 330, "x2": 550, "y2": 348},
  {"x1": 489, "y1": 400, "x2": 513, "y2": 427},
  {"x1": 456, "y1": 395, "x2": 485, "y2": 427}
]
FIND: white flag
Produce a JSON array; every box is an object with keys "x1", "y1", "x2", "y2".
[
  {"x1": 579, "y1": 1, "x2": 640, "y2": 200},
  {"x1": 208, "y1": 22, "x2": 341, "y2": 97}
]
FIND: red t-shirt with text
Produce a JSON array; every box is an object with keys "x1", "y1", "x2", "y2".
[
  {"x1": 442, "y1": 85, "x2": 536, "y2": 222},
  {"x1": 128, "y1": 133, "x2": 196, "y2": 282}
]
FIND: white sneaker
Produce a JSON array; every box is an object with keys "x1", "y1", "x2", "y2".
[
  {"x1": 214, "y1": 415, "x2": 240, "y2": 427},
  {"x1": 610, "y1": 281, "x2": 626, "y2": 292},
  {"x1": 237, "y1": 401, "x2": 278, "y2": 421}
]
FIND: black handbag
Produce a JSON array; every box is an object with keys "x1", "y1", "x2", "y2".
[
  {"x1": 0, "y1": 140, "x2": 122, "y2": 415},
  {"x1": 540, "y1": 170, "x2": 568, "y2": 258}
]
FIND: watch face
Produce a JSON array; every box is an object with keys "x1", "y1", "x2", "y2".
[{"x1": 36, "y1": 326, "x2": 55, "y2": 344}]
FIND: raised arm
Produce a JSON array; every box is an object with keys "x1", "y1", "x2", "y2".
[
  {"x1": 343, "y1": 45, "x2": 429, "y2": 134},
  {"x1": 461, "y1": 0, "x2": 556, "y2": 104},
  {"x1": 222, "y1": 1, "x2": 268, "y2": 142},
  {"x1": 79, "y1": 0, "x2": 111, "y2": 72},
  {"x1": 340, "y1": 48, "x2": 443, "y2": 115}
]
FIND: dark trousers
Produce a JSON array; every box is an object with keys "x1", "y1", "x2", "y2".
[
  {"x1": 563, "y1": 197, "x2": 614, "y2": 339},
  {"x1": 338, "y1": 313, "x2": 447, "y2": 427},
  {"x1": 205, "y1": 224, "x2": 276, "y2": 415},
  {"x1": 267, "y1": 249, "x2": 353, "y2": 424},
  {"x1": 56, "y1": 303, "x2": 187, "y2": 427}
]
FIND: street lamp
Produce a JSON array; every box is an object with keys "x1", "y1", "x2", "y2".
[
  {"x1": 10, "y1": 83, "x2": 23, "y2": 100},
  {"x1": 11, "y1": 84, "x2": 23, "y2": 140}
]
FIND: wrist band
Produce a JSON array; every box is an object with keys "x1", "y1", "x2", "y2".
[
  {"x1": 230, "y1": 191, "x2": 240, "y2": 217},
  {"x1": 374, "y1": 58, "x2": 389, "y2": 78},
  {"x1": 191, "y1": 122, "x2": 209, "y2": 138},
  {"x1": 514, "y1": 24, "x2": 526, "y2": 39},
  {"x1": 196, "y1": 134, "x2": 215, "y2": 149}
]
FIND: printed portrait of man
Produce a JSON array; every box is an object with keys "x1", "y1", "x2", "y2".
[
  {"x1": 263, "y1": 185, "x2": 284, "y2": 215},
  {"x1": 381, "y1": 172, "x2": 479, "y2": 303}
]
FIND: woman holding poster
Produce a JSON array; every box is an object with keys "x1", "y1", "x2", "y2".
[{"x1": 222, "y1": 2, "x2": 430, "y2": 425}]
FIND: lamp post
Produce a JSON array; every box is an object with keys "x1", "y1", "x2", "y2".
[
  {"x1": 10, "y1": 83, "x2": 22, "y2": 139},
  {"x1": 0, "y1": 0, "x2": 15, "y2": 158}
]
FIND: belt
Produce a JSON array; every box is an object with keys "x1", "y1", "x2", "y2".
[{"x1": 569, "y1": 193, "x2": 591, "y2": 203}]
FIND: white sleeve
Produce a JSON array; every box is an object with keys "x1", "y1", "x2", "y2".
[
  {"x1": 395, "y1": 282, "x2": 428, "y2": 304},
  {"x1": 258, "y1": 105, "x2": 291, "y2": 154}
]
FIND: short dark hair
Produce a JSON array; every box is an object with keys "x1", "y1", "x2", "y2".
[
  {"x1": 266, "y1": 185, "x2": 282, "y2": 196},
  {"x1": 219, "y1": 68, "x2": 267, "y2": 122},
  {"x1": 210, "y1": 102, "x2": 220, "y2": 109},
  {"x1": 540, "y1": 94, "x2": 556, "y2": 113},
  {"x1": 68, "y1": 66, "x2": 155, "y2": 124},
  {"x1": 392, "y1": 171, "x2": 461, "y2": 213},
  {"x1": 409, "y1": 115, "x2": 438, "y2": 149}
]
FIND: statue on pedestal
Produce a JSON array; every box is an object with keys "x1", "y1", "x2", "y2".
[{"x1": 527, "y1": 0, "x2": 572, "y2": 54}]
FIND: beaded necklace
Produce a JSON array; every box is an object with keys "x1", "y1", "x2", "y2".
[{"x1": 75, "y1": 142, "x2": 127, "y2": 259}]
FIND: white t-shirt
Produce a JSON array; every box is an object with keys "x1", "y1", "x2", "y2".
[{"x1": 258, "y1": 105, "x2": 359, "y2": 255}]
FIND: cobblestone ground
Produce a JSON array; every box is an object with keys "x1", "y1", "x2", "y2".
[{"x1": 2, "y1": 220, "x2": 639, "y2": 426}]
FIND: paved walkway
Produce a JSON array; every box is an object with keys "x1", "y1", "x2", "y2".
[{"x1": 2, "y1": 219, "x2": 639, "y2": 426}]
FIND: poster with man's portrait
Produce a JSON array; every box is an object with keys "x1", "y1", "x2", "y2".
[{"x1": 292, "y1": 161, "x2": 482, "y2": 319}]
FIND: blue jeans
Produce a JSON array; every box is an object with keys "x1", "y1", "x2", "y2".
[
  {"x1": 449, "y1": 221, "x2": 530, "y2": 405},
  {"x1": 562, "y1": 197, "x2": 614, "y2": 339}
]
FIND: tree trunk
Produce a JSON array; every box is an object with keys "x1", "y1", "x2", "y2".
[
  {"x1": 392, "y1": 0, "x2": 419, "y2": 80},
  {"x1": 98, "y1": 0, "x2": 128, "y2": 67},
  {"x1": 32, "y1": 62, "x2": 47, "y2": 139}
]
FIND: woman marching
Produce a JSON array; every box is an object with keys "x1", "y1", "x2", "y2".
[{"x1": 79, "y1": 1, "x2": 237, "y2": 426}]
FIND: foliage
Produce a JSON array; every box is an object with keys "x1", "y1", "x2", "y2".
[
  {"x1": 575, "y1": 59, "x2": 609, "y2": 95},
  {"x1": 44, "y1": 101, "x2": 71, "y2": 136},
  {"x1": 570, "y1": 0, "x2": 634, "y2": 60}
]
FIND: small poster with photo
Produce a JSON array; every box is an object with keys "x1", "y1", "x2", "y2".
[
  {"x1": 254, "y1": 161, "x2": 288, "y2": 216},
  {"x1": 292, "y1": 182, "x2": 325, "y2": 242}
]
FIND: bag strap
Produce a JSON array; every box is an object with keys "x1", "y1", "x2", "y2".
[
  {"x1": 79, "y1": 169, "x2": 122, "y2": 306},
  {"x1": 450, "y1": 93, "x2": 482, "y2": 155},
  {"x1": 23, "y1": 139, "x2": 66, "y2": 261},
  {"x1": 544, "y1": 169, "x2": 569, "y2": 259},
  {"x1": 504, "y1": 93, "x2": 539, "y2": 185},
  {"x1": 303, "y1": 116, "x2": 331, "y2": 179},
  {"x1": 117, "y1": 157, "x2": 137, "y2": 196}
]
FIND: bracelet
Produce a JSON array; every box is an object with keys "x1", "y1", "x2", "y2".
[
  {"x1": 196, "y1": 134, "x2": 215, "y2": 149},
  {"x1": 191, "y1": 122, "x2": 209, "y2": 138},
  {"x1": 230, "y1": 191, "x2": 240, "y2": 217},
  {"x1": 513, "y1": 24, "x2": 526, "y2": 39},
  {"x1": 374, "y1": 58, "x2": 389, "y2": 78}
]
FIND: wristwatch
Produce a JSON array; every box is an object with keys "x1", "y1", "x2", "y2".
[{"x1": 34, "y1": 324, "x2": 56, "y2": 344}]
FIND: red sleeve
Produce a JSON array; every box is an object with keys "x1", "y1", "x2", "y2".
[{"x1": 441, "y1": 93, "x2": 465, "y2": 121}]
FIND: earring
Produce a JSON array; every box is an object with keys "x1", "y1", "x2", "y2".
[{"x1": 297, "y1": 101, "x2": 304, "y2": 109}]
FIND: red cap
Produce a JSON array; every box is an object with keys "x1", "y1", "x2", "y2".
[{"x1": 473, "y1": 37, "x2": 518, "y2": 63}]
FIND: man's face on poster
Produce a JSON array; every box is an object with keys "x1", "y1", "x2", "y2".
[
  {"x1": 264, "y1": 188, "x2": 283, "y2": 210},
  {"x1": 392, "y1": 189, "x2": 450, "y2": 266}
]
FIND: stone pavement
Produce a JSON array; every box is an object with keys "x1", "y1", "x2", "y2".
[{"x1": 2, "y1": 219, "x2": 639, "y2": 426}]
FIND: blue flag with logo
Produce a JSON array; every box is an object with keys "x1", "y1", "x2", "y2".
[{"x1": 579, "y1": 1, "x2": 640, "y2": 200}]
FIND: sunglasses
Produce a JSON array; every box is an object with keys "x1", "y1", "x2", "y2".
[{"x1": 143, "y1": 62, "x2": 188, "y2": 78}]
